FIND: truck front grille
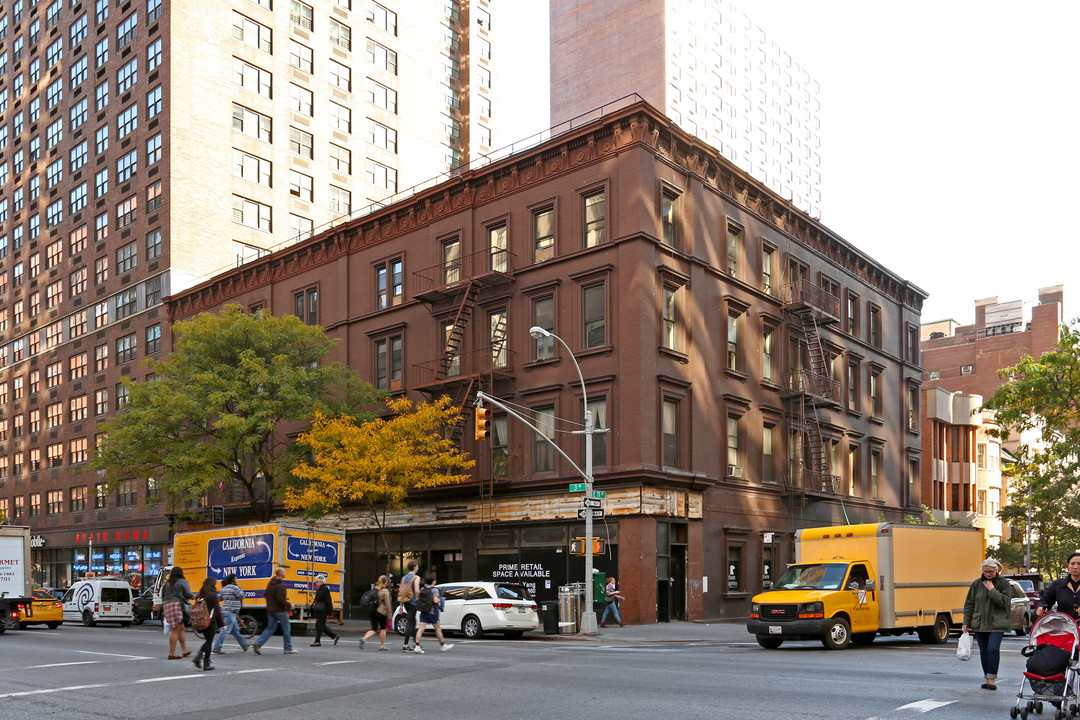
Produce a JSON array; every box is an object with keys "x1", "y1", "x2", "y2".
[{"x1": 759, "y1": 604, "x2": 798, "y2": 622}]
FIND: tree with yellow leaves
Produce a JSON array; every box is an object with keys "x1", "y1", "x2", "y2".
[{"x1": 285, "y1": 395, "x2": 474, "y2": 574}]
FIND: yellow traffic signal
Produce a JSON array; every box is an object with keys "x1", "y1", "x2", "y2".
[{"x1": 474, "y1": 406, "x2": 492, "y2": 441}]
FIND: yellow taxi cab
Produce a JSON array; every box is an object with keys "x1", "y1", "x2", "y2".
[{"x1": 18, "y1": 589, "x2": 64, "y2": 629}]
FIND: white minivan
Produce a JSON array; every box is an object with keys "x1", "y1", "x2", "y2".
[{"x1": 62, "y1": 577, "x2": 135, "y2": 627}]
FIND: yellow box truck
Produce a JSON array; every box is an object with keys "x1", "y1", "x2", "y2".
[
  {"x1": 747, "y1": 522, "x2": 983, "y2": 650},
  {"x1": 154, "y1": 522, "x2": 345, "y2": 637}
]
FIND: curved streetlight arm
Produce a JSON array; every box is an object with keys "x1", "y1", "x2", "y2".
[
  {"x1": 529, "y1": 326, "x2": 591, "y2": 432},
  {"x1": 475, "y1": 392, "x2": 587, "y2": 480}
]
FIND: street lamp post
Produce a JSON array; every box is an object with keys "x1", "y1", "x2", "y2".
[{"x1": 529, "y1": 326, "x2": 599, "y2": 635}]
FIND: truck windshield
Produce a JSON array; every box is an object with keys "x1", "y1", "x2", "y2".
[{"x1": 774, "y1": 563, "x2": 850, "y2": 591}]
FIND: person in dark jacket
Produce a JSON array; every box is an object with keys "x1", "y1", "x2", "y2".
[
  {"x1": 309, "y1": 575, "x2": 339, "y2": 647},
  {"x1": 963, "y1": 558, "x2": 1019, "y2": 690},
  {"x1": 1037, "y1": 553, "x2": 1080, "y2": 621},
  {"x1": 193, "y1": 577, "x2": 224, "y2": 671},
  {"x1": 248, "y1": 567, "x2": 296, "y2": 654}
]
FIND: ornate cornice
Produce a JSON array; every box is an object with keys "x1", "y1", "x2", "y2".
[{"x1": 169, "y1": 102, "x2": 925, "y2": 319}]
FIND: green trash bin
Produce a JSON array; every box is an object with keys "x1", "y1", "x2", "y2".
[{"x1": 593, "y1": 572, "x2": 607, "y2": 605}]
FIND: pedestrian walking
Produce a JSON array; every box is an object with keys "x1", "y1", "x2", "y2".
[
  {"x1": 310, "y1": 575, "x2": 339, "y2": 647},
  {"x1": 248, "y1": 567, "x2": 297, "y2": 655},
  {"x1": 213, "y1": 574, "x2": 249, "y2": 654},
  {"x1": 162, "y1": 566, "x2": 194, "y2": 660},
  {"x1": 399, "y1": 561, "x2": 422, "y2": 652},
  {"x1": 1037, "y1": 552, "x2": 1080, "y2": 621},
  {"x1": 600, "y1": 576, "x2": 626, "y2": 628},
  {"x1": 963, "y1": 558, "x2": 1021, "y2": 690},
  {"x1": 413, "y1": 574, "x2": 453, "y2": 653},
  {"x1": 360, "y1": 575, "x2": 392, "y2": 650},
  {"x1": 193, "y1": 577, "x2": 223, "y2": 671}
]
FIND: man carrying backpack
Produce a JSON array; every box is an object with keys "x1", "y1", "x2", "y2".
[
  {"x1": 413, "y1": 574, "x2": 453, "y2": 653},
  {"x1": 399, "y1": 561, "x2": 422, "y2": 653}
]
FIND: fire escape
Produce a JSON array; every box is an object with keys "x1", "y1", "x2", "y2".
[
  {"x1": 779, "y1": 280, "x2": 842, "y2": 504},
  {"x1": 412, "y1": 247, "x2": 516, "y2": 503}
]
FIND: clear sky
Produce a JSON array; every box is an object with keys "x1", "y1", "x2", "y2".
[{"x1": 496, "y1": 0, "x2": 1080, "y2": 326}]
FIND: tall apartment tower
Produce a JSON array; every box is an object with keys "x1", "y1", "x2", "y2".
[
  {"x1": 550, "y1": 0, "x2": 822, "y2": 217},
  {"x1": 0, "y1": 0, "x2": 494, "y2": 586}
]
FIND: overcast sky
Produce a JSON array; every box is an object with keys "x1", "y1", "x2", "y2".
[{"x1": 497, "y1": 1, "x2": 1080, "y2": 326}]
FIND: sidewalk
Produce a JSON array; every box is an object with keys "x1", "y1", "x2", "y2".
[{"x1": 329, "y1": 617, "x2": 751, "y2": 644}]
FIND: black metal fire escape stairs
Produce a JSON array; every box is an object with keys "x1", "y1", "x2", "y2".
[
  {"x1": 411, "y1": 249, "x2": 517, "y2": 516},
  {"x1": 779, "y1": 280, "x2": 842, "y2": 507}
]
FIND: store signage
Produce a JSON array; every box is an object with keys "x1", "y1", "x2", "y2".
[
  {"x1": 74, "y1": 528, "x2": 153, "y2": 544},
  {"x1": 30, "y1": 535, "x2": 45, "y2": 548}
]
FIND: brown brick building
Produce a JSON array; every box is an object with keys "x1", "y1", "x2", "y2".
[
  {"x1": 169, "y1": 101, "x2": 926, "y2": 622},
  {"x1": 918, "y1": 288, "x2": 1063, "y2": 545}
]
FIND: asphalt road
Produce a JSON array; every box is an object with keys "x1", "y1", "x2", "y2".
[{"x1": 0, "y1": 623, "x2": 1048, "y2": 719}]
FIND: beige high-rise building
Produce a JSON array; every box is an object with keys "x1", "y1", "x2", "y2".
[
  {"x1": 550, "y1": 0, "x2": 822, "y2": 217},
  {"x1": 0, "y1": 0, "x2": 494, "y2": 585}
]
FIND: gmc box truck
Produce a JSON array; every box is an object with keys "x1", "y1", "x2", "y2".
[{"x1": 747, "y1": 522, "x2": 983, "y2": 649}]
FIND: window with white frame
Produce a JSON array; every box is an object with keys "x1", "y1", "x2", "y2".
[
  {"x1": 289, "y1": 170, "x2": 313, "y2": 201},
  {"x1": 329, "y1": 18, "x2": 351, "y2": 50},
  {"x1": 233, "y1": 149, "x2": 272, "y2": 186},
  {"x1": 328, "y1": 144, "x2": 351, "y2": 174},
  {"x1": 290, "y1": 83, "x2": 313, "y2": 116},
  {"x1": 289, "y1": 40, "x2": 313, "y2": 73},
  {"x1": 365, "y1": 159, "x2": 396, "y2": 191},
  {"x1": 232, "y1": 195, "x2": 272, "y2": 231},
  {"x1": 232, "y1": 103, "x2": 272, "y2": 142},
  {"x1": 233, "y1": 13, "x2": 272, "y2": 53},
  {"x1": 233, "y1": 57, "x2": 272, "y2": 97}
]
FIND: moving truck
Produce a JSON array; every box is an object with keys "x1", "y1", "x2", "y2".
[
  {"x1": 154, "y1": 522, "x2": 345, "y2": 636},
  {"x1": 0, "y1": 526, "x2": 34, "y2": 634},
  {"x1": 747, "y1": 522, "x2": 983, "y2": 650}
]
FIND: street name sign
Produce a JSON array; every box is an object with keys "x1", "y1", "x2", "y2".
[{"x1": 569, "y1": 483, "x2": 587, "y2": 492}]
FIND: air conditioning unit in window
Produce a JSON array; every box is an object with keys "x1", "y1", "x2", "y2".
[{"x1": 727, "y1": 464, "x2": 743, "y2": 478}]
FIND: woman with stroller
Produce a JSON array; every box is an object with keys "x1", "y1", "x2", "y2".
[
  {"x1": 1036, "y1": 553, "x2": 1080, "y2": 621},
  {"x1": 963, "y1": 558, "x2": 1018, "y2": 690}
]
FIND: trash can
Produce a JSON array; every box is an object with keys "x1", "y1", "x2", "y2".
[
  {"x1": 557, "y1": 585, "x2": 577, "y2": 635},
  {"x1": 540, "y1": 601, "x2": 559, "y2": 635}
]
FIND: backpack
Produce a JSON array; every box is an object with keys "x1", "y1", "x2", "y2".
[
  {"x1": 397, "y1": 576, "x2": 415, "y2": 604},
  {"x1": 359, "y1": 588, "x2": 380, "y2": 613},
  {"x1": 416, "y1": 586, "x2": 436, "y2": 614},
  {"x1": 189, "y1": 598, "x2": 211, "y2": 631}
]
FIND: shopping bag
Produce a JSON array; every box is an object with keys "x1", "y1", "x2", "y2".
[
  {"x1": 957, "y1": 631, "x2": 972, "y2": 661},
  {"x1": 163, "y1": 618, "x2": 171, "y2": 635}
]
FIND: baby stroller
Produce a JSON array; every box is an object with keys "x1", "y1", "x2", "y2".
[{"x1": 1012, "y1": 612, "x2": 1080, "y2": 719}]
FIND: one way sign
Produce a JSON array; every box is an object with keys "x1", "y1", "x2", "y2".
[{"x1": 577, "y1": 508, "x2": 604, "y2": 519}]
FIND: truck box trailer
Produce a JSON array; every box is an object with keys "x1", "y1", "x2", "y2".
[
  {"x1": 0, "y1": 526, "x2": 34, "y2": 633},
  {"x1": 747, "y1": 522, "x2": 984, "y2": 649},
  {"x1": 153, "y1": 522, "x2": 345, "y2": 636}
]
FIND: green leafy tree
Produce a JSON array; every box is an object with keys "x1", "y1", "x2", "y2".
[
  {"x1": 982, "y1": 323, "x2": 1080, "y2": 574},
  {"x1": 92, "y1": 305, "x2": 382, "y2": 521},
  {"x1": 284, "y1": 396, "x2": 475, "y2": 577}
]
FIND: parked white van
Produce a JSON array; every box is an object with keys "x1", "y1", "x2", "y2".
[{"x1": 62, "y1": 577, "x2": 135, "y2": 627}]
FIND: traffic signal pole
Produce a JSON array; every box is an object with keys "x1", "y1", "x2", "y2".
[{"x1": 474, "y1": 326, "x2": 606, "y2": 635}]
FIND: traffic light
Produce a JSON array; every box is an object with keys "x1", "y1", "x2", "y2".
[{"x1": 474, "y1": 406, "x2": 492, "y2": 441}]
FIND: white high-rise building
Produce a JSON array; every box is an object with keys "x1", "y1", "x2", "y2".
[
  {"x1": 0, "y1": 0, "x2": 495, "y2": 585},
  {"x1": 551, "y1": 0, "x2": 822, "y2": 217}
]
